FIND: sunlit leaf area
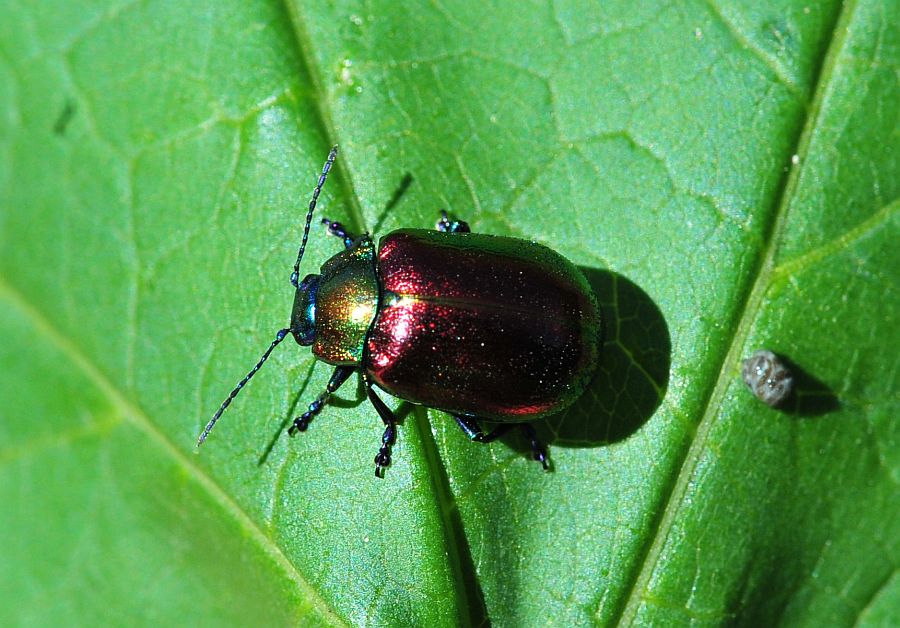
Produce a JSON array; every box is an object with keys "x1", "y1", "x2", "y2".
[{"x1": 0, "y1": 1, "x2": 897, "y2": 625}]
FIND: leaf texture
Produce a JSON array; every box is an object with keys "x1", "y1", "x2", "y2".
[{"x1": 0, "y1": 0, "x2": 897, "y2": 625}]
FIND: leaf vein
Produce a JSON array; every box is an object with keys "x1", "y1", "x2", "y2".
[
  {"x1": 773, "y1": 197, "x2": 899, "y2": 279},
  {"x1": 0, "y1": 415, "x2": 123, "y2": 469},
  {"x1": 702, "y1": 0, "x2": 804, "y2": 101},
  {"x1": 280, "y1": 0, "x2": 368, "y2": 234},
  {"x1": 612, "y1": 0, "x2": 859, "y2": 624},
  {"x1": 277, "y1": 3, "x2": 488, "y2": 623},
  {"x1": 0, "y1": 277, "x2": 349, "y2": 628}
]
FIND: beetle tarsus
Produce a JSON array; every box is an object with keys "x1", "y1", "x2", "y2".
[
  {"x1": 374, "y1": 447, "x2": 391, "y2": 478},
  {"x1": 436, "y1": 209, "x2": 471, "y2": 233},
  {"x1": 288, "y1": 365, "x2": 354, "y2": 437},
  {"x1": 533, "y1": 447, "x2": 549, "y2": 470},
  {"x1": 288, "y1": 394, "x2": 326, "y2": 436},
  {"x1": 373, "y1": 423, "x2": 396, "y2": 478},
  {"x1": 321, "y1": 217, "x2": 357, "y2": 248},
  {"x1": 365, "y1": 380, "x2": 398, "y2": 479},
  {"x1": 520, "y1": 423, "x2": 550, "y2": 471},
  {"x1": 287, "y1": 412, "x2": 312, "y2": 436}
]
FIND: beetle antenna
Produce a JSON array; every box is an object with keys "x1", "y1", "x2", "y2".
[
  {"x1": 197, "y1": 328, "x2": 291, "y2": 447},
  {"x1": 291, "y1": 145, "x2": 339, "y2": 288}
]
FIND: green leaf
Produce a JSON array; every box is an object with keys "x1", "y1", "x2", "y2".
[{"x1": 1, "y1": 0, "x2": 896, "y2": 625}]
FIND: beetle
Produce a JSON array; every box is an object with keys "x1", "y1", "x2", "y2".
[{"x1": 197, "y1": 146, "x2": 601, "y2": 477}]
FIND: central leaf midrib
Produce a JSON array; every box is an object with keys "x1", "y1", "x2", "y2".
[
  {"x1": 279, "y1": 2, "x2": 482, "y2": 625},
  {"x1": 612, "y1": 0, "x2": 855, "y2": 624},
  {"x1": 279, "y1": 0, "x2": 368, "y2": 236}
]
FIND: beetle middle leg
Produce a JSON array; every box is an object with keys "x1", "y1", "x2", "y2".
[
  {"x1": 453, "y1": 414, "x2": 549, "y2": 470},
  {"x1": 364, "y1": 378, "x2": 398, "y2": 478},
  {"x1": 436, "y1": 210, "x2": 470, "y2": 233},
  {"x1": 321, "y1": 217, "x2": 357, "y2": 248},
  {"x1": 288, "y1": 365, "x2": 354, "y2": 436}
]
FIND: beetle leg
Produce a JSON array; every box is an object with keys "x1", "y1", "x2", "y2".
[
  {"x1": 518, "y1": 423, "x2": 550, "y2": 470},
  {"x1": 453, "y1": 414, "x2": 510, "y2": 441},
  {"x1": 288, "y1": 366, "x2": 355, "y2": 436},
  {"x1": 436, "y1": 210, "x2": 470, "y2": 233},
  {"x1": 321, "y1": 217, "x2": 357, "y2": 248},
  {"x1": 452, "y1": 414, "x2": 550, "y2": 470},
  {"x1": 365, "y1": 382, "x2": 397, "y2": 479}
]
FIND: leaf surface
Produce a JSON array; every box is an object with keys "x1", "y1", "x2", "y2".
[{"x1": 0, "y1": 0, "x2": 897, "y2": 625}]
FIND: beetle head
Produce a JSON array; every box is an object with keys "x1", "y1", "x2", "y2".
[{"x1": 291, "y1": 274, "x2": 319, "y2": 346}]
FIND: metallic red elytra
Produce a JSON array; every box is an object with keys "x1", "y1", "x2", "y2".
[{"x1": 198, "y1": 147, "x2": 601, "y2": 477}]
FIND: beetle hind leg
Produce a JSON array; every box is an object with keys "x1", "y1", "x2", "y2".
[
  {"x1": 518, "y1": 423, "x2": 550, "y2": 470},
  {"x1": 452, "y1": 414, "x2": 549, "y2": 470},
  {"x1": 453, "y1": 414, "x2": 511, "y2": 441},
  {"x1": 436, "y1": 210, "x2": 470, "y2": 233}
]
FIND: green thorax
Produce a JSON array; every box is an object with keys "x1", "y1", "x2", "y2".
[{"x1": 313, "y1": 236, "x2": 379, "y2": 365}]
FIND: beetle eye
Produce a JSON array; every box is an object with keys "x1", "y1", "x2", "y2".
[{"x1": 291, "y1": 274, "x2": 319, "y2": 346}]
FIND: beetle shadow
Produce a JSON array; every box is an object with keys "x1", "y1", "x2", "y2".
[
  {"x1": 53, "y1": 99, "x2": 76, "y2": 136},
  {"x1": 771, "y1": 354, "x2": 840, "y2": 417},
  {"x1": 371, "y1": 172, "x2": 414, "y2": 234},
  {"x1": 498, "y1": 268, "x2": 671, "y2": 454}
]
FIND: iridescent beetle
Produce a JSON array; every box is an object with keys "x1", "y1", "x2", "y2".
[{"x1": 198, "y1": 147, "x2": 601, "y2": 477}]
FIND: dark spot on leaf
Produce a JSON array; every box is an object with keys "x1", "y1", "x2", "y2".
[{"x1": 53, "y1": 100, "x2": 76, "y2": 136}]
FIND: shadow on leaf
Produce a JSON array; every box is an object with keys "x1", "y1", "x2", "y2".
[
  {"x1": 776, "y1": 354, "x2": 840, "y2": 417},
  {"x1": 371, "y1": 172, "x2": 414, "y2": 234},
  {"x1": 542, "y1": 267, "x2": 670, "y2": 448},
  {"x1": 257, "y1": 363, "x2": 367, "y2": 466}
]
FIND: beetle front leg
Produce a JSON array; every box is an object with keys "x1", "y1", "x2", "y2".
[
  {"x1": 365, "y1": 380, "x2": 398, "y2": 478},
  {"x1": 436, "y1": 210, "x2": 470, "y2": 233},
  {"x1": 321, "y1": 217, "x2": 357, "y2": 248},
  {"x1": 288, "y1": 366, "x2": 355, "y2": 435},
  {"x1": 453, "y1": 414, "x2": 549, "y2": 470}
]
